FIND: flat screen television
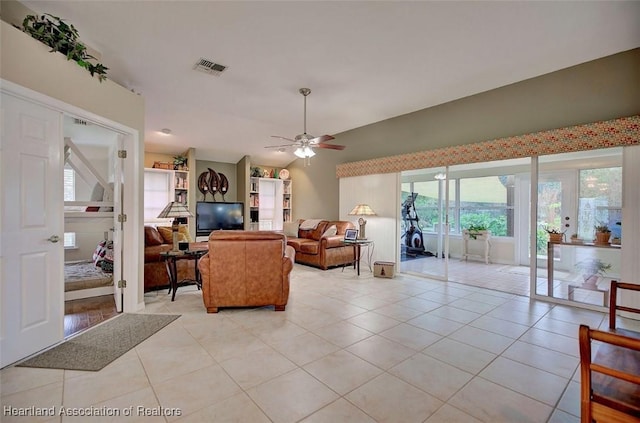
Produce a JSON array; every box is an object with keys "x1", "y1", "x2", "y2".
[{"x1": 196, "y1": 202, "x2": 244, "y2": 235}]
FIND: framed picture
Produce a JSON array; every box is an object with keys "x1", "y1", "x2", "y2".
[{"x1": 344, "y1": 228, "x2": 358, "y2": 241}]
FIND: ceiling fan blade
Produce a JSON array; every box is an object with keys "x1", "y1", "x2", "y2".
[
  {"x1": 270, "y1": 135, "x2": 295, "y2": 142},
  {"x1": 317, "y1": 142, "x2": 346, "y2": 150},
  {"x1": 265, "y1": 143, "x2": 297, "y2": 149},
  {"x1": 309, "y1": 134, "x2": 335, "y2": 144}
]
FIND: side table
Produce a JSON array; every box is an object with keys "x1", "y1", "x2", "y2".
[
  {"x1": 160, "y1": 250, "x2": 208, "y2": 301},
  {"x1": 343, "y1": 239, "x2": 374, "y2": 276}
]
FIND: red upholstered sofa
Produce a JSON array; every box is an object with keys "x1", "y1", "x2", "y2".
[
  {"x1": 143, "y1": 226, "x2": 207, "y2": 291},
  {"x1": 286, "y1": 219, "x2": 356, "y2": 270}
]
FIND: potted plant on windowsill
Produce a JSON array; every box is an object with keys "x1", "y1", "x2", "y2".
[
  {"x1": 544, "y1": 226, "x2": 564, "y2": 243},
  {"x1": 575, "y1": 259, "x2": 611, "y2": 289},
  {"x1": 594, "y1": 224, "x2": 611, "y2": 245}
]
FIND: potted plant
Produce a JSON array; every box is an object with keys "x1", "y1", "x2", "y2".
[
  {"x1": 594, "y1": 224, "x2": 611, "y2": 245},
  {"x1": 20, "y1": 14, "x2": 108, "y2": 81},
  {"x1": 544, "y1": 226, "x2": 564, "y2": 243},
  {"x1": 173, "y1": 155, "x2": 188, "y2": 170},
  {"x1": 575, "y1": 259, "x2": 611, "y2": 288},
  {"x1": 464, "y1": 224, "x2": 490, "y2": 240}
]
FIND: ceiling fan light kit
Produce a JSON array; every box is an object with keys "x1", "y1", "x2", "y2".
[
  {"x1": 266, "y1": 87, "x2": 346, "y2": 165},
  {"x1": 294, "y1": 146, "x2": 316, "y2": 159}
]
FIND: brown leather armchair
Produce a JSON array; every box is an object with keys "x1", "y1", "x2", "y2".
[{"x1": 198, "y1": 231, "x2": 295, "y2": 313}]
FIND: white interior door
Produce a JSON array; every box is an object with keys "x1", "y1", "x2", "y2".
[
  {"x1": 112, "y1": 135, "x2": 124, "y2": 312},
  {"x1": 1, "y1": 93, "x2": 64, "y2": 367}
]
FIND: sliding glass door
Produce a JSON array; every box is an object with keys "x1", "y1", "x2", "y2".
[
  {"x1": 400, "y1": 167, "x2": 449, "y2": 280},
  {"x1": 534, "y1": 149, "x2": 623, "y2": 307}
]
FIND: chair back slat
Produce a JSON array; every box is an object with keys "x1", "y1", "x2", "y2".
[{"x1": 579, "y1": 324, "x2": 640, "y2": 422}]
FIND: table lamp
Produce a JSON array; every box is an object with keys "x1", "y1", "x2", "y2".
[
  {"x1": 348, "y1": 204, "x2": 376, "y2": 239},
  {"x1": 157, "y1": 201, "x2": 193, "y2": 251}
]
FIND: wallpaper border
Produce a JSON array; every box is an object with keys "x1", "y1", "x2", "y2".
[{"x1": 336, "y1": 115, "x2": 640, "y2": 178}]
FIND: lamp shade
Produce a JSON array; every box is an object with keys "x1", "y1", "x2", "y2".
[
  {"x1": 157, "y1": 201, "x2": 193, "y2": 219},
  {"x1": 348, "y1": 204, "x2": 376, "y2": 216}
]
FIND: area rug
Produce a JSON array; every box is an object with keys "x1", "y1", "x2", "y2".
[{"x1": 18, "y1": 313, "x2": 180, "y2": 371}]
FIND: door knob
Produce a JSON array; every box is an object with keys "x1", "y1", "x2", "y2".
[{"x1": 47, "y1": 235, "x2": 60, "y2": 243}]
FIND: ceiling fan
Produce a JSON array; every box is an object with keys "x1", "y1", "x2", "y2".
[{"x1": 266, "y1": 88, "x2": 345, "y2": 165}]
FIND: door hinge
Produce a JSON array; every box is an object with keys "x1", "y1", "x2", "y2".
[
  {"x1": 117, "y1": 280, "x2": 127, "y2": 288},
  {"x1": 117, "y1": 150, "x2": 127, "y2": 159},
  {"x1": 118, "y1": 214, "x2": 127, "y2": 223}
]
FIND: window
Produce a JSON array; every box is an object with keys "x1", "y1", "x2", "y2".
[
  {"x1": 458, "y1": 176, "x2": 515, "y2": 237},
  {"x1": 578, "y1": 167, "x2": 622, "y2": 240},
  {"x1": 63, "y1": 167, "x2": 76, "y2": 248},
  {"x1": 144, "y1": 169, "x2": 173, "y2": 223},
  {"x1": 64, "y1": 168, "x2": 75, "y2": 201},
  {"x1": 402, "y1": 175, "x2": 515, "y2": 237}
]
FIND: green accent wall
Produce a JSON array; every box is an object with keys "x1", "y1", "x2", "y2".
[{"x1": 290, "y1": 48, "x2": 640, "y2": 220}]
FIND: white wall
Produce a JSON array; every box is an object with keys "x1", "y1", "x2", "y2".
[
  {"x1": 1, "y1": 21, "x2": 145, "y2": 311},
  {"x1": 339, "y1": 174, "x2": 400, "y2": 266}
]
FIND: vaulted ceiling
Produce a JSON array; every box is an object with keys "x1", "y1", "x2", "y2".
[{"x1": 21, "y1": 1, "x2": 640, "y2": 167}]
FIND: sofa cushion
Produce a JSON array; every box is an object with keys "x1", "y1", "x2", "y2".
[
  {"x1": 298, "y1": 241, "x2": 319, "y2": 255},
  {"x1": 322, "y1": 225, "x2": 337, "y2": 238},
  {"x1": 287, "y1": 238, "x2": 319, "y2": 254},
  {"x1": 145, "y1": 226, "x2": 165, "y2": 246}
]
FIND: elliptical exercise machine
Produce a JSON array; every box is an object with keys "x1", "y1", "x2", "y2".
[{"x1": 401, "y1": 192, "x2": 426, "y2": 257}]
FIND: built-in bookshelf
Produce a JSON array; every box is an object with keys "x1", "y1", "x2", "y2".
[
  {"x1": 248, "y1": 177, "x2": 291, "y2": 231},
  {"x1": 174, "y1": 170, "x2": 189, "y2": 205}
]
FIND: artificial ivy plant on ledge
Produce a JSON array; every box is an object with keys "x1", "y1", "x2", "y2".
[{"x1": 20, "y1": 14, "x2": 108, "y2": 82}]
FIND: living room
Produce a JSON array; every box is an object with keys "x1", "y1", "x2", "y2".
[{"x1": 2, "y1": 1, "x2": 640, "y2": 421}]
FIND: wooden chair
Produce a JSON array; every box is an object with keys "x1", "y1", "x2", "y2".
[
  {"x1": 579, "y1": 324, "x2": 640, "y2": 422},
  {"x1": 609, "y1": 281, "x2": 640, "y2": 334}
]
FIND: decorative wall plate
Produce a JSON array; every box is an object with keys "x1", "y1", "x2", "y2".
[{"x1": 279, "y1": 169, "x2": 290, "y2": 180}]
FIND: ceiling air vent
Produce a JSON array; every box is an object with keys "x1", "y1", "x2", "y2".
[{"x1": 193, "y1": 58, "x2": 227, "y2": 76}]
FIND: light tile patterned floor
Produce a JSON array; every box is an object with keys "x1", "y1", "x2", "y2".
[
  {"x1": 3, "y1": 264, "x2": 639, "y2": 422},
  {"x1": 402, "y1": 255, "x2": 614, "y2": 307}
]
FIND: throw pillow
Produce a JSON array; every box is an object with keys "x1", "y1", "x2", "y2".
[
  {"x1": 144, "y1": 226, "x2": 164, "y2": 246},
  {"x1": 92, "y1": 240, "x2": 113, "y2": 266},
  {"x1": 322, "y1": 225, "x2": 337, "y2": 238},
  {"x1": 92, "y1": 240, "x2": 107, "y2": 265},
  {"x1": 100, "y1": 248, "x2": 114, "y2": 273},
  {"x1": 178, "y1": 225, "x2": 193, "y2": 242},
  {"x1": 100, "y1": 258, "x2": 114, "y2": 273},
  {"x1": 157, "y1": 226, "x2": 189, "y2": 244},
  {"x1": 283, "y1": 221, "x2": 300, "y2": 238},
  {"x1": 299, "y1": 219, "x2": 323, "y2": 230}
]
